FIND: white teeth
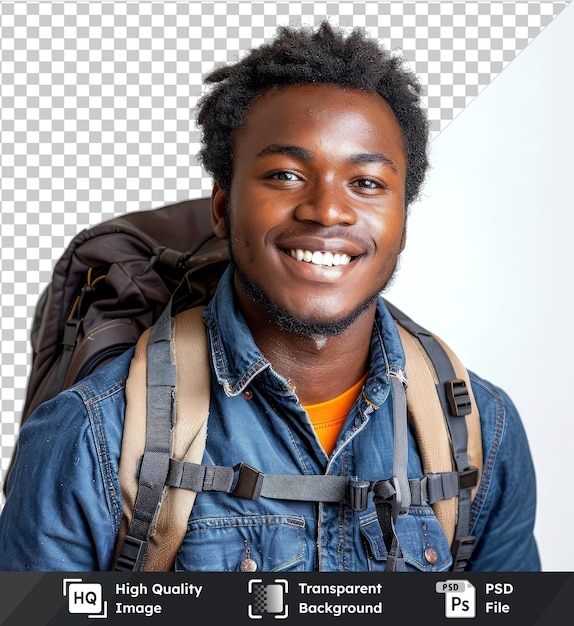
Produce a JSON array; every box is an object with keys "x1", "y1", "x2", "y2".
[
  {"x1": 288, "y1": 249, "x2": 352, "y2": 267},
  {"x1": 311, "y1": 251, "x2": 323, "y2": 265}
]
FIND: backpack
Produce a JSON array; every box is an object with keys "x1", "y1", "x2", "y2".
[
  {"x1": 19, "y1": 196, "x2": 225, "y2": 425},
  {"x1": 6, "y1": 197, "x2": 482, "y2": 572},
  {"x1": 5, "y1": 197, "x2": 228, "y2": 484}
]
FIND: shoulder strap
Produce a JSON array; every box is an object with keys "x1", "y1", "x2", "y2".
[
  {"x1": 113, "y1": 306, "x2": 210, "y2": 571},
  {"x1": 387, "y1": 301, "x2": 482, "y2": 570},
  {"x1": 113, "y1": 299, "x2": 482, "y2": 572}
]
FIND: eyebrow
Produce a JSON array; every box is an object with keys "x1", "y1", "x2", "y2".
[
  {"x1": 257, "y1": 144, "x2": 398, "y2": 173},
  {"x1": 257, "y1": 144, "x2": 313, "y2": 161},
  {"x1": 348, "y1": 152, "x2": 398, "y2": 173}
]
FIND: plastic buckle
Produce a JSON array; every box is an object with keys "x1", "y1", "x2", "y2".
[
  {"x1": 445, "y1": 379, "x2": 472, "y2": 417},
  {"x1": 62, "y1": 319, "x2": 81, "y2": 349},
  {"x1": 232, "y1": 463, "x2": 264, "y2": 500},
  {"x1": 459, "y1": 466, "x2": 479, "y2": 491},
  {"x1": 451, "y1": 535, "x2": 475, "y2": 571},
  {"x1": 114, "y1": 535, "x2": 148, "y2": 572},
  {"x1": 372, "y1": 479, "x2": 399, "y2": 518},
  {"x1": 348, "y1": 479, "x2": 370, "y2": 511}
]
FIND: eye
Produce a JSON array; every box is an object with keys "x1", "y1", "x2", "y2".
[
  {"x1": 269, "y1": 171, "x2": 300, "y2": 182},
  {"x1": 353, "y1": 178, "x2": 382, "y2": 189},
  {"x1": 350, "y1": 178, "x2": 385, "y2": 191}
]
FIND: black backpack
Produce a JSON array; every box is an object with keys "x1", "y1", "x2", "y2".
[
  {"x1": 20, "y1": 197, "x2": 227, "y2": 424},
  {"x1": 6, "y1": 197, "x2": 228, "y2": 485}
]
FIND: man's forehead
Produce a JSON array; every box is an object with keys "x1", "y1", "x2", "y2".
[
  {"x1": 242, "y1": 84, "x2": 398, "y2": 130},
  {"x1": 237, "y1": 83, "x2": 406, "y2": 161}
]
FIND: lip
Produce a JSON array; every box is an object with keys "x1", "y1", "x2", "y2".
[
  {"x1": 275, "y1": 235, "x2": 366, "y2": 259},
  {"x1": 284, "y1": 248, "x2": 353, "y2": 267},
  {"x1": 271, "y1": 233, "x2": 369, "y2": 283},
  {"x1": 275, "y1": 244, "x2": 360, "y2": 284}
]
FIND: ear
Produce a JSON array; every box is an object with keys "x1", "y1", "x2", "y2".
[
  {"x1": 211, "y1": 184, "x2": 228, "y2": 239},
  {"x1": 399, "y1": 226, "x2": 407, "y2": 254},
  {"x1": 399, "y1": 212, "x2": 408, "y2": 253}
]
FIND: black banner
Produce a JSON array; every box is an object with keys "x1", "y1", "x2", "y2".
[{"x1": 0, "y1": 572, "x2": 571, "y2": 625}]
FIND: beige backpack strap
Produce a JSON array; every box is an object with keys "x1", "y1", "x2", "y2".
[
  {"x1": 112, "y1": 306, "x2": 210, "y2": 571},
  {"x1": 395, "y1": 323, "x2": 482, "y2": 546}
]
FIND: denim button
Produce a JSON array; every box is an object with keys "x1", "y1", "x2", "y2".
[
  {"x1": 243, "y1": 389, "x2": 253, "y2": 400},
  {"x1": 424, "y1": 547, "x2": 438, "y2": 564},
  {"x1": 240, "y1": 539, "x2": 257, "y2": 571},
  {"x1": 240, "y1": 558, "x2": 258, "y2": 572}
]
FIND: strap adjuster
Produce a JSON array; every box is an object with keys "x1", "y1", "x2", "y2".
[
  {"x1": 445, "y1": 379, "x2": 472, "y2": 416},
  {"x1": 232, "y1": 463, "x2": 264, "y2": 500},
  {"x1": 451, "y1": 535, "x2": 475, "y2": 571},
  {"x1": 459, "y1": 466, "x2": 479, "y2": 490},
  {"x1": 348, "y1": 479, "x2": 370, "y2": 511},
  {"x1": 114, "y1": 535, "x2": 148, "y2": 572},
  {"x1": 62, "y1": 319, "x2": 81, "y2": 348}
]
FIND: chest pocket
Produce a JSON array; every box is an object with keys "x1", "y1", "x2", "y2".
[
  {"x1": 360, "y1": 507, "x2": 453, "y2": 572},
  {"x1": 175, "y1": 515, "x2": 307, "y2": 572}
]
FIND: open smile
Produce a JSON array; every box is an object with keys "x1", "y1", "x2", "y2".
[{"x1": 283, "y1": 248, "x2": 356, "y2": 267}]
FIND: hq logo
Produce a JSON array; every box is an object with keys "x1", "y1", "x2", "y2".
[{"x1": 63, "y1": 578, "x2": 108, "y2": 619}]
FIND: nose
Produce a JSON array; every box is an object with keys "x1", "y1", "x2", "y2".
[{"x1": 293, "y1": 181, "x2": 357, "y2": 227}]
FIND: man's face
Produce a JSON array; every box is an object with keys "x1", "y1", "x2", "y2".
[{"x1": 213, "y1": 83, "x2": 408, "y2": 337}]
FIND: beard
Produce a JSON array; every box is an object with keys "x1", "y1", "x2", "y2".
[{"x1": 231, "y1": 250, "x2": 400, "y2": 340}]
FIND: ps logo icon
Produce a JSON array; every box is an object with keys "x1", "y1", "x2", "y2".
[
  {"x1": 436, "y1": 580, "x2": 476, "y2": 618},
  {"x1": 63, "y1": 579, "x2": 108, "y2": 619}
]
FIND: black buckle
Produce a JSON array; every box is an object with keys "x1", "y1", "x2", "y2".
[
  {"x1": 114, "y1": 535, "x2": 148, "y2": 572},
  {"x1": 373, "y1": 479, "x2": 400, "y2": 521},
  {"x1": 62, "y1": 319, "x2": 81, "y2": 349},
  {"x1": 349, "y1": 479, "x2": 370, "y2": 511},
  {"x1": 232, "y1": 463, "x2": 264, "y2": 500},
  {"x1": 459, "y1": 466, "x2": 479, "y2": 490},
  {"x1": 451, "y1": 535, "x2": 475, "y2": 571},
  {"x1": 445, "y1": 379, "x2": 472, "y2": 417}
]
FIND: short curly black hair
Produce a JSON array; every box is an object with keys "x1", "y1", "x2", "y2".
[{"x1": 196, "y1": 21, "x2": 429, "y2": 207}]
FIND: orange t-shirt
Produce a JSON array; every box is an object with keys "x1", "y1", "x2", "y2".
[{"x1": 303, "y1": 373, "x2": 368, "y2": 456}]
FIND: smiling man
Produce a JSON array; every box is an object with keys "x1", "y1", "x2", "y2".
[
  {"x1": 214, "y1": 84, "x2": 408, "y2": 407},
  {"x1": 0, "y1": 22, "x2": 540, "y2": 572}
]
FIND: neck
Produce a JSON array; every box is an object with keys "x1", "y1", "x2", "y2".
[{"x1": 244, "y1": 305, "x2": 375, "y2": 406}]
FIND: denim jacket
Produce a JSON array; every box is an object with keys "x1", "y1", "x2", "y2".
[{"x1": 0, "y1": 268, "x2": 540, "y2": 572}]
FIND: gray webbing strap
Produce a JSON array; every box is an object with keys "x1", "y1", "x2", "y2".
[
  {"x1": 262, "y1": 474, "x2": 348, "y2": 502},
  {"x1": 369, "y1": 375, "x2": 409, "y2": 572},
  {"x1": 372, "y1": 479, "x2": 405, "y2": 571},
  {"x1": 423, "y1": 473, "x2": 460, "y2": 504},
  {"x1": 384, "y1": 300, "x2": 476, "y2": 570},
  {"x1": 166, "y1": 460, "x2": 348, "y2": 502},
  {"x1": 385, "y1": 301, "x2": 472, "y2": 473},
  {"x1": 116, "y1": 306, "x2": 174, "y2": 571},
  {"x1": 165, "y1": 458, "x2": 460, "y2": 509},
  {"x1": 390, "y1": 373, "x2": 410, "y2": 515}
]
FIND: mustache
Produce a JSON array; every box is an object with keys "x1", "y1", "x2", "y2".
[{"x1": 274, "y1": 224, "x2": 371, "y2": 244}]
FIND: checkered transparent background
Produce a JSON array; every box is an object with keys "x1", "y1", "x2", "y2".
[{"x1": 0, "y1": 1, "x2": 569, "y2": 492}]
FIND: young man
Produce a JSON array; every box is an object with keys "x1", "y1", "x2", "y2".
[{"x1": 0, "y1": 22, "x2": 539, "y2": 571}]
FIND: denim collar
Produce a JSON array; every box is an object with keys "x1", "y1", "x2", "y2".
[{"x1": 203, "y1": 265, "x2": 406, "y2": 407}]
